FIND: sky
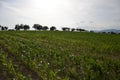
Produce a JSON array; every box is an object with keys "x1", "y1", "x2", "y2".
[{"x1": 0, "y1": 0, "x2": 120, "y2": 30}]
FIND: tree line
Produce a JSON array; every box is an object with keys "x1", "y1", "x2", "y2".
[
  {"x1": 0, "y1": 25, "x2": 8, "y2": 31},
  {"x1": 15, "y1": 24, "x2": 56, "y2": 31},
  {"x1": 0, "y1": 24, "x2": 87, "y2": 32},
  {"x1": 0, "y1": 24, "x2": 119, "y2": 34}
]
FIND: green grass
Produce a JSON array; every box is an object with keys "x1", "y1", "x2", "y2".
[{"x1": 0, "y1": 31, "x2": 120, "y2": 80}]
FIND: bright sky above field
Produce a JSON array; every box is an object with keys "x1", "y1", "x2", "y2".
[{"x1": 0, "y1": 0, "x2": 120, "y2": 30}]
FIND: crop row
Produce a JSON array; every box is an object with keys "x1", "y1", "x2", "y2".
[{"x1": 0, "y1": 31, "x2": 120, "y2": 80}]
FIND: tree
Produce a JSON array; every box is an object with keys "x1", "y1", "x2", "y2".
[
  {"x1": 15, "y1": 24, "x2": 20, "y2": 30},
  {"x1": 1, "y1": 27, "x2": 5, "y2": 30},
  {"x1": 110, "y1": 32, "x2": 116, "y2": 34},
  {"x1": 15, "y1": 24, "x2": 30, "y2": 30},
  {"x1": 4, "y1": 26, "x2": 8, "y2": 30},
  {"x1": 42, "y1": 26, "x2": 49, "y2": 31},
  {"x1": 62, "y1": 27, "x2": 70, "y2": 31},
  {"x1": 0, "y1": 25, "x2": 2, "y2": 30},
  {"x1": 76, "y1": 28, "x2": 86, "y2": 32},
  {"x1": 50, "y1": 26, "x2": 56, "y2": 31},
  {"x1": 19, "y1": 24, "x2": 24, "y2": 29},
  {"x1": 33, "y1": 24, "x2": 43, "y2": 30},
  {"x1": 0, "y1": 25, "x2": 8, "y2": 31},
  {"x1": 23, "y1": 24, "x2": 30, "y2": 30},
  {"x1": 71, "y1": 28, "x2": 75, "y2": 32}
]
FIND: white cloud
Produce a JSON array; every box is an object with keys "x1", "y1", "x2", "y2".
[{"x1": 0, "y1": 0, "x2": 120, "y2": 30}]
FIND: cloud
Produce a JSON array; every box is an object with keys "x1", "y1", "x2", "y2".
[
  {"x1": 72, "y1": 0, "x2": 120, "y2": 29},
  {"x1": 0, "y1": 0, "x2": 34, "y2": 19},
  {"x1": 0, "y1": 0, "x2": 120, "y2": 30}
]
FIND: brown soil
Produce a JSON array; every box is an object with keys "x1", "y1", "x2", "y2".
[{"x1": 0, "y1": 44, "x2": 43, "y2": 80}]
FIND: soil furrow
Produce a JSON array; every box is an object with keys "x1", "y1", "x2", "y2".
[
  {"x1": 0, "y1": 44, "x2": 43, "y2": 80},
  {"x1": 0, "y1": 63, "x2": 15, "y2": 80}
]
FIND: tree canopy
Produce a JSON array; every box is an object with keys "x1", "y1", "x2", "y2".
[
  {"x1": 42, "y1": 26, "x2": 49, "y2": 31},
  {"x1": 50, "y1": 26, "x2": 56, "y2": 31},
  {"x1": 33, "y1": 24, "x2": 43, "y2": 30},
  {"x1": 15, "y1": 24, "x2": 30, "y2": 30}
]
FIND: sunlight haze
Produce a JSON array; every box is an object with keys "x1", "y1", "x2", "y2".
[{"x1": 0, "y1": 0, "x2": 120, "y2": 30}]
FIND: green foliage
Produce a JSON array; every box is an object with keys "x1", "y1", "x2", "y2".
[{"x1": 0, "y1": 31, "x2": 120, "y2": 80}]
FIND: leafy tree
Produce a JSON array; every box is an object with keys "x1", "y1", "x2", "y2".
[
  {"x1": 15, "y1": 24, "x2": 30, "y2": 30},
  {"x1": 71, "y1": 28, "x2": 75, "y2": 32},
  {"x1": 23, "y1": 24, "x2": 30, "y2": 30},
  {"x1": 42, "y1": 26, "x2": 49, "y2": 31},
  {"x1": 1, "y1": 27, "x2": 5, "y2": 30},
  {"x1": 50, "y1": 26, "x2": 56, "y2": 31},
  {"x1": 0, "y1": 26, "x2": 8, "y2": 31},
  {"x1": 33, "y1": 24, "x2": 43, "y2": 30},
  {"x1": 33, "y1": 24, "x2": 38, "y2": 30},
  {"x1": 0, "y1": 25, "x2": 2, "y2": 30},
  {"x1": 76, "y1": 28, "x2": 85, "y2": 32},
  {"x1": 62, "y1": 27, "x2": 70, "y2": 31},
  {"x1": 4, "y1": 26, "x2": 8, "y2": 30},
  {"x1": 0, "y1": 25, "x2": 8, "y2": 31},
  {"x1": 19, "y1": 24, "x2": 24, "y2": 29},
  {"x1": 15, "y1": 24, "x2": 20, "y2": 30},
  {"x1": 110, "y1": 32, "x2": 116, "y2": 34}
]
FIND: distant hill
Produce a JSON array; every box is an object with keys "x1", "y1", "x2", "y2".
[{"x1": 98, "y1": 29, "x2": 120, "y2": 33}]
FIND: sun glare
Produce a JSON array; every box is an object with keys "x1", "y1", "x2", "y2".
[{"x1": 31, "y1": 0, "x2": 58, "y2": 10}]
